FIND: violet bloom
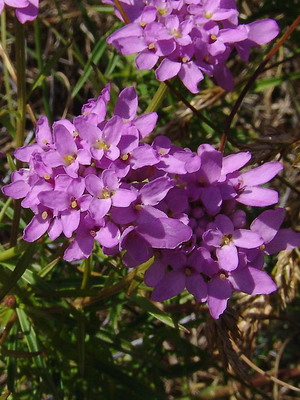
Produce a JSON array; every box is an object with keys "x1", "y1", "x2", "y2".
[
  {"x1": 229, "y1": 161, "x2": 283, "y2": 207},
  {"x1": 156, "y1": 44, "x2": 204, "y2": 93},
  {"x1": 43, "y1": 123, "x2": 91, "y2": 178},
  {"x1": 74, "y1": 115, "x2": 123, "y2": 163},
  {"x1": 38, "y1": 176, "x2": 91, "y2": 238},
  {"x1": 107, "y1": 0, "x2": 279, "y2": 93},
  {"x1": 0, "y1": 0, "x2": 39, "y2": 23},
  {"x1": 203, "y1": 214, "x2": 264, "y2": 271},
  {"x1": 14, "y1": 116, "x2": 53, "y2": 163},
  {"x1": 85, "y1": 170, "x2": 137, "y2": 223},
  {"x1": 206, "y1": 253, "x2": 277, "y2": 319},
  {"x1": 64, "y1": 214, "x2": 120, "y2": 262},
  {"x1": 147, "y1": 248, "x2": 208, "y2": 302},
  {"x1": 247, "y1": 208, "x2": 300, "y2": 268},
  {"x1": 23, "y1": 204, "x2": 62, "y2": 242}
]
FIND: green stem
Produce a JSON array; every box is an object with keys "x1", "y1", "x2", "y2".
[
  {"x1": 11, "y1": 20, "x2": 26, "y2": 247},
  {"x1": 145, "y1": 82, "x2": 169, "y2": 113},
  {"x1": 1, "y1": 11, "x2": 14, "y2": 127},
  {"x1": 80, "y1": 256, "x2": 93, "y2": 290},
  {"x1": 34, "y1": 18, "x2": 52, "y2": 122},
  {"x1": 164, "y1": 80, "x2": 223, "y2": 136},
  {"x1": 0, "y1": 197, "x2": 13, "y2": 223}
]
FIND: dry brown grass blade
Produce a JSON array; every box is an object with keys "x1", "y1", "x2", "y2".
[
  {"x1": 231, "y1": 339, "x2": 300, "y2": 393},
  {"x1": 0, "y1": 42, "x2": 36, "y2": 126}
]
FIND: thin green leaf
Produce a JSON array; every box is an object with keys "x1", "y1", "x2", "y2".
[
  {"x1": 28, "y1": 40, "x2": 72, "y2": 97},
  {"x1": 0, "y1": 241, "x2": 28, "y2": 263},
  {"x1": 6, "y1": 153, "x2": 16, "y2": 172},
  {"x1": 71, "y1": 29, "x2": 114, "y2": 98},
  {"x1": 131, "y1": 296, "x2": 189, "y2": 332},
  {"x1": 0, "y1": 243, "x2": 37, "y2": 301}
]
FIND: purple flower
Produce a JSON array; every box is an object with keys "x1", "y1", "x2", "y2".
[
  {"x1": 203, "y1": 214, "x2": 264, "y2": 271},
  {"x1": 149, "y1": 248, "x2": 208, "y2": 302},
  {"x1": 0, "y1": 0, "x2": 39, "y2": 23},
  {"x1": 3, "y1": 84, "x2": 296, "y2": 321},
  {"x1": 106, "y1": 0, "x2": 279, "y2": 93}
]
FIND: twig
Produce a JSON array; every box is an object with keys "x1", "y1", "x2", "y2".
[
  {"x1": 219, "y1": 15, "x2": 300, "y2": 152},
  {"x1": 164, "y1": 80, "x2": 224, "y2": 137},
  {"x1": 231, "y1": 339, "x2": 300, "y2": 393},
  {"x1": 273, "y1": 332, "x2": 298, "y2": 400}
]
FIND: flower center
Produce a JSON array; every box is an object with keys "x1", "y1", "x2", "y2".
[
  {"x1": 148, "y1": 42, "x2": 155, "y2": 50},
  {"x1": 182, "y1": 56, "x2": 188, "y2": 63},
  {"x1": 43, "y1": 173, "x2": 51, "y2": 180},
  {"x1": 205, "y1": 12, "x2": 213, "y2": 18},
  {"x1": 71, "y1": 200, "x2": 78, "y2": 209},
  {"x1": 158, "y1": 7, "x2": 167, "y2": 15},
  {"x1": 89, "y1": 229, "x2": 97, "y2": 237},
  {"x1": 41, "y1": 211, "x2": 48, "y2": 220},
  {"x1": 101, "y1": 189, "x2": 112, "y2": 199},
  {"x1": 210, "y1": 34, "x2": 217, "y2": 41},
  {"x1": 159, "y1": 148, "x2": 167, "y2": 155},
  {"x1": 121, "y1": 154, "x2": 129, "y2": 161},
  {"x1": 73, "y1": 131, "x2": 79, "y2": 138},
  {"x1": 63, "y1": 154, "x2": 76, "y2": 165},
  {"x1": 222, "y1": 234, "x2": 232, "y2": 246},
  {"x1": 172, "y1": 29, "x2": 181, "y2": 38},
  {"x1": 134, "y1": 204, "x2": 142, "y2": 211},
  {"x1": 184, "y1": 267, "x2": 193, "y2": 276},
  {"x1": 259, "y1": 244, "x2": 266, "y2": 251},
  {"x1": 96, "y1": 139, "x2": 110, "y2": 150},
  {"x1": 219, "y1": 273, "x2": 227, "y2": 280},
  {"x1": 140, "y1": 21, "x2": 147, "y2": 27}
]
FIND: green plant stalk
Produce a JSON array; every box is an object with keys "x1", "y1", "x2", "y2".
[
  {"x1": 10, "y1": 20, "x2": 26, "y2": 247},
  {"x1": 1, "y1": 11, "x2": 14, "y2": 128},
  {"x1": 144, "y1": 82, "x2": 169, "y2": 113},
  {"x1": 80, "y1": 256, "x2": 93, "y2": 290},
  {"x1": 0, "y1": 197, "x2": 12, "y2": 223},
  {"x1": 34, "y1": 18, "x2": 52, "y2": 122}
]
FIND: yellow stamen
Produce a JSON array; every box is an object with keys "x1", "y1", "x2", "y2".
[
  {"x1": 121, "y1": 154, "x2": 129, "y2": 161},
  {"x1": 182, "y1": 56, "x2": 188, "y2": 63},
  {"x1": 71, "y1": 200, "x2": 78, "y2": 209},
  {"x1": 205, "y1": 12, "x2": 213, "y2": 18},
  {"x1": 44, "y1": 174, "x2": 51, "y2": 180},
  {"x1": 172, "y1": 29, "x2": 181, "y2": 38},
  {"x1": 73, "y1": 131, "x2": 79, "y2": 137},
  {"x1": 96, "y1": 139, "x2": 109, "y2": 150},
  {"x1": 140, "y1": 21, "x2": 146, "y2": 27},
  {"x1": 101, "y1": 189, "x2": 111, "y2": 199},
  {"x1": 41, "y1": 211, "x2": 48, "y2": 220},
  {"x1": 158, "y1": 7, "x2": 167, "y2": 15},
  {"x1": 63, "y1": 154, "x2": 76, "y2": 165},
  {"x1": 159, "y1": 148, "x2": 167, "y2": 155},
  {"x1": 210, "y1": 34, "x2": 217, "y2": 41},
  {"x1": 259, "y1": 244, "x2": 266, "y2": 251},
  {"x1": 222, "y1": 235, "x2": 232, "y2": 246},
  {"x1": 219, "y1": 273, "x2": 226, "y2": 280},
  {"x1": 134, "y1": 204, "x2": 142, "y2": 211},
  {"x1": 148, "y1": 42, "x2": 155, "y2": 50},
  {"x1": 42, "y1": 139, "x2": 49, "y2": 145}
]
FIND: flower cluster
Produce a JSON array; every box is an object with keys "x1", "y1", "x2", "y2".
[
  {"x1": 3, "y1": 86, "x2": 300, "y2": 319},
  {"x1": 106, "y1": 0, "x2": 279, "y2": 93},
  {"x1": 0, "y1": 0, "x2": 38, "y2": 23}
]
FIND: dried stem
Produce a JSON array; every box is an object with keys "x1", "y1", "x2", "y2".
[
  {"x1": 164, "y1": 80, "x2": 223, "y2": 137},
  {"x1": 10, "y1": 21, "x2": 26, "y2": 247},
  {"x1": 219, "y1": 15, "x2": 300, "y2": 152}
]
